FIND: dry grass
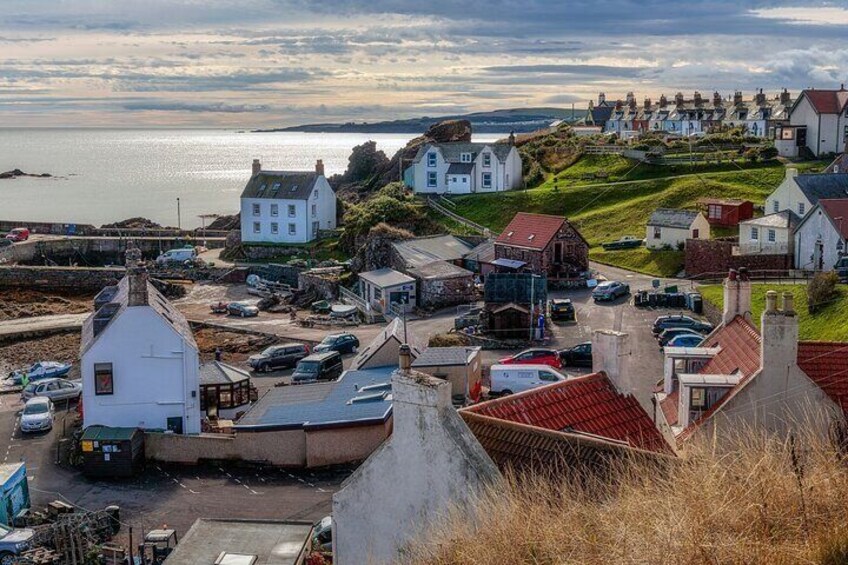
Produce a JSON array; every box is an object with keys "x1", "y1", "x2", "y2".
[{"x1": 408, "y1": 428, "x2": 848, "y2": 565}]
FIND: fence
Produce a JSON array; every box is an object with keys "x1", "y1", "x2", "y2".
[
  {"x1": 425, "y1": 198, "x2": 493, "y2": 237},
  {"x1": 583, "y1": 145, "x2": 626, "y2": 155},
  {"x1": 690, "y1": 269, "x2": 816, "y2": 285},
  {"x1": 339, "y1": 285, "x2": 380, "y2": 323}
]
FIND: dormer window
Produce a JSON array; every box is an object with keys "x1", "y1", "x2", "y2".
[
  {"x1": 460, "y1": 153, "x2": 472, "y2": 163},
  {"x1": 427, "y1": 152, "x2": 437, "y2": 168},
  {"x1": 271, "y1": 182, "x2": 281, "y2": 193}
]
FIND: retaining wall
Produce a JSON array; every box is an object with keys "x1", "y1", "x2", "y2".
[
  {"x1": 685, "y1": 238, "x2": 792, "y2": 278},
  {"x1": 0, "y1": 265, "x2": 124, "y2": 292}
]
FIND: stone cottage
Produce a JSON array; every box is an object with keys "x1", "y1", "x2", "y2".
[{"x1": 494, "y1": 213, "x2": 588, "y2": 282}]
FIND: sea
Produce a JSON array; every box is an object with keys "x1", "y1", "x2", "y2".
[{"x1": 0, "y1": 129, "x2": 503, "y2": 229}]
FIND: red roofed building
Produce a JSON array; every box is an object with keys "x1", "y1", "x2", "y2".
[
  {"x1": 494, "y1": 212, "x2": 588, "y2": 282},
  {"x1": 788, "y1": 87, "x2": 848, "y2": 156}
]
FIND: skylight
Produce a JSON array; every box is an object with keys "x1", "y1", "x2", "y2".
[
  {"x1": 271, "y1": 182, "x2": 281, "y2": 192},
  {"x1": 528, "y1": 234, "x2": 535, "y2": 241},
  {"x1": 507, "y1": 231, "x2": 514, "y2": 237},
  {"x1": 290, "y1": 185, "x2": 298, "y2": 192}
]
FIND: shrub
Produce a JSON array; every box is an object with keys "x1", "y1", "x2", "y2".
[
  {"x1": 758, "y1": 145, "x2": 779, "y2": 161},
  {"x1": 744, "y1": 148, "x2": 759, "y2": 163},
  {"x1": 807, "y1": 271, "x2": 839, "y2": 314}
]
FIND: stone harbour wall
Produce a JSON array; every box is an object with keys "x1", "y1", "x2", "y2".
[{"x1": 0, "y1": 265, "x2": 123, "y2": 292}]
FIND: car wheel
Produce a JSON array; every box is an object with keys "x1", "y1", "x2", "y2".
[
  {"x1": 501, "y1": 389, "x2": 513, "y2": 396},
  {"x1": 0, "y1": 552, "x2": 15, "y2": 565},
  {"x1": 352, "y1": 345, "x2": 359, "y2": 353},
  {"x1": 240, "y1": 311, "x2": 246, "y2": 318}
]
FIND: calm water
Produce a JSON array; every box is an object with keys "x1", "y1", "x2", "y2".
[{"x1": 0, "y1": 129, "x2": 502, "y2": 228}]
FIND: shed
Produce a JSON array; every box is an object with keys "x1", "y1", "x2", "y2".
[
  {"x1": 701, "y1": 199, "x2": 754, "y2": 227},
  {"x1": 408, "y1": 261, "x2": 475, "y2": 309},
  {"x1": 81, "y1": 426, "x2": 145, "y2": 478},
  {"x1": 486, "y1": 303, "x2": 531, "y2": 340},
  {"x1": 0, "y1": 463, "x2": 29, "y2": 527},
  {"x1": 358, "y1": 268, "x2": 416, "y2": 314},
  {"x1": 412, "y1": 347, "x2": 483, "y2": 400}
]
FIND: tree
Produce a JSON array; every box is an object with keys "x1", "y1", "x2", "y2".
[{"x1": 807, "y1": 272, "x2": 839, "y2": 314}]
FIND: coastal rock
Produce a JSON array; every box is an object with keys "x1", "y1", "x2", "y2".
[
  {"x1": 0, "y1": 168, "x2": 52, "y2": 179},
  {"x1": 203, "y1": 213, "x2": 240, "y2": 231},
  {"x1": 101, "y1": 217, "x2": 164, "y2": 230}
]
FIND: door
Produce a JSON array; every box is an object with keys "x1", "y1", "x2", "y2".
[
  {"x1": 205, "y1": 387, "x2": 218, "y2": 417},
  {"x1": 796, "y1": 127, "x2": 807, "y2": 148},
  {"x1": 312, "y1": 221, "x2": 319, "y2": 238},
  {"x1": 815, "y1": 240, "x2": 824, "y2": 271},
  {"x1": 167, "y1": 416, "x2": 184, "y2": 434}
]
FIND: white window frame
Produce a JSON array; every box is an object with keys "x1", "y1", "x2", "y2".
[
  {"x1": 252, "y1": 203, "x2": 260, "y2": 216},
  {"x1": 773, "y1": 200, "x2": 779, "y2": 213},
  {"x1": 270, "y1": 204, "x2": 278, "y2": 217},
  {"x1": 427, "y1": 152, "x2": 437, "y2": 168},
  {"x1": 460, "y1": 153, "x2": 472, "y2": 163},
  {"x1": 482, "y1": 153, "x2": 491, "y2": 167},
  {"x1": 311, "y1": 203, "x2": 317, "y2": 215},
  {"x1": 288, "y1": 223, "x2": 296, "y2": 235},
  {"x1": 767, "y1": 229, "x2": 776, "y2": 243},
  {"x1": 751, "y1": 227, "x2": 759, "y2": 241},
  {"x1": 427, "y1": 171, "x2": 437, "y2": 188},
  {"x1": 798, "y1": 202, "x2": 805, "y2": 216},
  {"x1": 253, "y1": 222, "x2": 261, "y2": 234},
  {"x1": 270, "y1": 222, "x2": 278, "y2": 234},
  {"x1": 288, "y1": 204, "x2": 296, "y2": 217},
  {"x1": 482, "y1": 172, "x2": 492, "y2": 189}
]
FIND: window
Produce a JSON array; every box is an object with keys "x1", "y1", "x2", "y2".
[
  {"x1": 270, "y1": 222, "x2": 278, "y2": 234},
  {"x1": 270, "y1": 204, "x2": 278, "y2": 217},
  {"x1": 539, "y1": 371, "x2": 559, "y2": 383},
  {"x1": 311, "y1": 204, "x2": 317, "y2": 215},
  {"x1": 288, "y1": 204, "x2": 296, "y2": 217},
  {"x1": 427, "y1": 152, "x2": 437, "y2": 167},
  {"x1": 427, "y1": 171, "x2": 437, "y2": 188},
  {"x1": 374, "y1": 287, "x2": 382, "y2": 300},
  {"x1": 768, "y1": 229, "x2": 776, "y2": 242},
  {"x1": 461, "y1": 177, "x2": 467, "y2": 183},
  {"x1": 751, "y1": 227, "x2": 759, "y2": 241},
  {"x1": 94, "y1": 363, "x2": 114, "y2": 396},
  {"x1": 271, "y1": 182, "x2": 281, "y2": 193},
  {"x1": 798, "y1": 202, "x2": 805, "y2": 216},
  {"x1": 482, "y1": 173, "x2": 492, "y2": 189},
  {"x1": 313, "y1": 189, "x2": 319, "y2": 199},
  {"x1": 773, "y1": 200, "x2": 779, "y2": 213},
  {"x1": 690, "y1": 387, "x2": 706, "y2": 409},
  {"x1": 653, "y1": 226, "x2": 661, "y2": 239},
  {"x1": 482, "y1": 153, "x2": 491, "y2": 167},
  {"x1": 708, "y1": 204, "x2": 721, "y2": 219},
  {"x1": 692, "y1": 229, "x2": 700, "y2": 239},
  {"x1": 288, "y1": 223, "x2": 296, "y2": 235},
  {"x1": 252, "y1": 222, "x2": 261, "y2": 234},
  {"x1": 252, "y1": 203, "x2": 260, "y2": 216},
  {"x1": 460, "y1": 153, "x2": 472, "y2": 163}
]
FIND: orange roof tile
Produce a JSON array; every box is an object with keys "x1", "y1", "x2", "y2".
[
  {"x1": 797, "y1": 342, "x2": 848, "y2": 416},
  {"x1": 495, "y1": 212, "x2": 568, "y2": 251}
]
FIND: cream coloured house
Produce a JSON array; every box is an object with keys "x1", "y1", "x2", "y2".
[{"x1": 645, "y1": 209, "x2": 710, "y2": 250}]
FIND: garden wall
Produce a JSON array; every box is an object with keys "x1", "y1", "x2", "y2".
[{"x1": 685, "y1": 238, "x2": 792, "y2": 278}]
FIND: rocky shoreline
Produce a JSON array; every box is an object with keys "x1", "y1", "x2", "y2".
[{"x1": 0, "y1": 168, "x2": 52, "y2": 179}]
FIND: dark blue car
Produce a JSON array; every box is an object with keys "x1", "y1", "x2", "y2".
[{"x1": 666, "y1": 334, "x2": 704, "y2": 348}]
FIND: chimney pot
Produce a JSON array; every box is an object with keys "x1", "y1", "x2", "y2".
[
  {"x1": 765, "y1": 290, "x2": 778, "y2": 314},
  {"x1": 315, "y1": 159, "x2": 325, "y2": 177},
  {"x1": 782, "y1": 292, "x2": 795, "y2": 315},
  {"x1": 399, "y1": 344, "x2": 411, "y2": 371},
  {"x1": 252, "y1": 159, "x2": 261, "y2": 176}
]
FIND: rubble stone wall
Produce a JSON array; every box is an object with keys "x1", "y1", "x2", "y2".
[{"x1": 685, "y1": 238, "x2": 793, "y2": 278}]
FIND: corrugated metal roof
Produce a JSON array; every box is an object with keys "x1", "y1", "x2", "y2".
[
  {"x1": 81, "y1": 425, "x2": 138, "y2": 441},
  {"x1": 358, "y1": 268, "x2": 415, "y2": 288},
  {"x1": 408, "y1": 261, "x2": 473, "y2": 280},
  {"x1": 392, "y1": 235, "x2": 475, "y2": 269},
  {"x1": 240, "y1": 171, "x2": 319, "y2": 200}
]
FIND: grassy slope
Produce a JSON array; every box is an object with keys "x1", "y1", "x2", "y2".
[{"x1": 699, "y1": 283, "x2": 848, "y2": 341}]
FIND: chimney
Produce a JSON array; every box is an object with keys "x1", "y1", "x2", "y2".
[
  {"x1": 315, "y1": 159, "x2": 325, "y2": 177},
  {"x1": 125, "y1": 245, "x2": 148, "y2": 307},
  {"x1": 659, "y1": 94, "x2": 667, "y2": 108},
  {"x1": 644, "y1": 97, "x2": 652, "y2": 110},
  {"x1": 733, "y1": 91, "x2": 743, "y2": 106},
  {"x1": 674, "y1": 92, "x2": 685, "y2": 107},
  {"x1": 722, "y1": 268, "x2": 752, "y2": 324},
  {"x1": 694, "y1": 91, "x2": 703, "y2": 106},
  {"x1": 615, "y1": 100, "x2": 623, "y2": 110},
  {"x1": 399, "y1": 344, "x2": 411, "y2": 371},
  {"x1": 755, "y1": 88, "x2": 766, "y2": 106},
  {"x1": 786, "y1": 167, "x2": 799, "y2": 180},
  {"x1": 598, "y1": 92, "x2": 606, "y2": 105},
  {"x1": 760, "y1": 291, "x2": 799, "y2": 377},
  {"x1": 780, "y1": 88, "x2": 792, "y2": 106},
  {"x1": 391, "y1": 366, "x2": 452, "y2": 437},
  {"x1": 625, "y1": 91, "x2": 635, "y2": 104},
  {"x1": 592, "y1": 330, "x2": 632, "y2": 394},
  {"x1": 713, "y1": 91, "x2": 722, "y2": 107},
  {"x1": 252, "y1": 159, "x2": 261, "y2": 176},
  {"x1": 629, "y1": 97, "x2": 637, "y2": 110}
]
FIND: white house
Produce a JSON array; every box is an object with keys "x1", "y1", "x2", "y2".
[
  {"x1": 646, "y1": 209, "x2": 710, "y2": 250},
  {"x1": 788, "y1": 87, "x2": 848, "y2": 157},
  {"x1": 737, "y1": 211, "x2": 799, "y2": 256},
  {"x1": 358, "y1": 268, "x2": 416, "y2": 314},
  {"x1": 765, "y1": 168, "x2": 848, "y2": 219},
  {"x1": 794, "y1": 199, "x2": 848, "y2": 271},
  {"x1": 80, "y1": 249, "x2": 201, "y2": 434},
  {"x1": 404, "y1": 138, "x2": 522, "y2": 195},
  {"x1": 240, "y1": 159, "x2": 336, "y2": 244}
]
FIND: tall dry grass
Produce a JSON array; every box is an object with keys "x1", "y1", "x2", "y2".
[{"x1": 408, "y1": 428, "x2": 848, "y2": 565}]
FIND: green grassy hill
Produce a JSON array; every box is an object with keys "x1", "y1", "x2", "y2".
[{"x1": 699, "y1": 283, "x2": 848, "y2": 341}]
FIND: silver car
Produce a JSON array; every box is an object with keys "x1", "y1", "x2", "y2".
[
  {"x1": 21, "y1": 378, "x2": 81, "y2": 403},
  {"x1": 20, "y1": 397, "x2": 54, "y2": 433}
]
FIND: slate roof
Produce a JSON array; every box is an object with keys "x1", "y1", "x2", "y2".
[
  {"x1": 412, "y1": 141, "x2": 513, "y2": 164},
  {"x1": 798, "y1": 89, "x2": 848, "y2": 115},
  {"x1": 817, "y1": 199, "x2": 848, "y2": 239},
  {"x1": 350, "y1": 318, "x2": 424, "y2": 371},
  {"x1": 411, "y1": 346, "x2": 481, "y2": 368},
  {"x1": 358, "y1": 268, "x2": 415, "y2": 288},
  {"x1": 447, "y1": 162, "x2": 475, "y2": 175},
  {"x1": 234, "y1": 367, "x2": 395, "y2": 430},
  {"x1": 825, "y1": 153, "x2": 848, "y2": 174},
  {"x1": 408, "y1": 261, "x2": 473, "y2": 280},
  {"x1": 740, "y1": 210, "x2": 800, "y2": 230},
  {"x1": 496, "y1": 212, "x2": 575, "y2": 251},
  {"x1": 647, "y1": 208, "x2": 701, "y2": 229},
  {"x1": 391, "y1": 235, "x2": 475, "y2": 269},
  {"x1": 463, "y1": 240, "x2": 496, "y2": 264},
  {"x1": 794, "y1": 174, "x2": 848, "y2": 205},
  {"x1": 80, "y1": 274, "x2": 196, "y2": 355},
  {"x1": 200, "y1": 361, "x2": 250, "y2": 387},
  {"x1": 590, "y1": 106, "x2": 613, "y2": 124},
  {"x1": 240, "y1": 171, "x2": 319, "y2": 200},
  {"x1": 797, "y1": 342, "x2": 848, "y2": 416},
  {"x1": 463, "y1": 372, "x2": 672, "y2": 454}
]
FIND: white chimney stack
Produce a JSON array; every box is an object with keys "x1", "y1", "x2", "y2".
[
  {"x1": 760, "y1": 290, "x2": 799, "y2": 377},
  {"x1": 722, "y1": 268, "x2": 752, "y2": 324},
  {"x1": 592, "y1": 330, "x2": 632, "y2": 394},
  {"x1": 252, "y1": 159, "x2": 261, "y2": 176}
]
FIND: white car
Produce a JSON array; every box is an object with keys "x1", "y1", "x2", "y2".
[
  {"x1": 489, "y1": 364, "x2": 569, "y2": 396},
  {"x1": 156, "y1": 247, "x2": 197, "y2": 265},
  {"x1": 20, "y1": 397, "x2": 54, "y2": 434},
  {"x1": 21, "y1": 378, "x2": 82, "y2": 403}
]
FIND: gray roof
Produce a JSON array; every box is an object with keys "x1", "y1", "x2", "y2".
[
  {"x1": 200, "y1": 361, "x2": 250, "y2": 386},
  {"x1": 413, "y1": 141, "x2": 514, "y2": 164},
  {"x1": 463, "y1": 240, "x2": 496, "y2": 263},
  {"x1": 408, "y1": 261, "x2": 473, "y2": 280},
  {"x1": 392, "y1": 235, "x2": 475, "y2": 269},
  {"x1": 162, "y1": 518, "x2": 313, "y2": 565},
  {"x1": 412, "y1": 346, "x2": 481, "y2": 368},
  {"x1": 240, "y1": 171, "x2": 319, "y2": 200},
  {"x1": 234, "y1": 367, "x2": 395, "y2": 430},
  {"x1": 81, "y1": 274, "x2": 196, "y2": 355},
  {"x1": 647, "y1": 208, "x2": 701, "y2": 229},
  {"x1": 447, "y1": 162, "x2": 475, "y2": 175},
  {"x1": 351, "y1": 318, "x2": 424, "y2": 371},
  {"x1": 794, "y1": 173, "x2": 848, "y2": 205},
  {"x1": 358, "y1": 268, "x2": 415, "y2": 288},
  {"x1": 741, "y1": 210, "x2": 800, "y2": 230}
]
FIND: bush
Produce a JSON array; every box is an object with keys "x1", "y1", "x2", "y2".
[
  {"x1": 758, "y1": 145, "x2": 779, "y2": 161},
  {"x1": 744, "y1": 148, "x2": 759, "y2": 163},
  {"x1": 807, "y1": 271, "x2": 839, "y2": 313}
]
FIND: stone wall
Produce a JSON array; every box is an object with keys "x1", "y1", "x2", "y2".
[
  {"x1": 685, "y1": 238, "x2": 792, "y2": 278},
  {"x1": 297, "y1": 270, "x2": 340, "y2": 300},
  {"x1": 418, "y1": 274, "x2": 475, "y2": 309},
  {"x1": 0, "y1": 265, "x2": 123, "y2": 292},
  {"x1": 0, "y1": 219, "x2": 228, "y2": 239}
]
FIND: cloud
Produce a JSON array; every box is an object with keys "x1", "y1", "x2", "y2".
[{"x1": 123, "y1": 101, "x2": 271, "y2": 113}]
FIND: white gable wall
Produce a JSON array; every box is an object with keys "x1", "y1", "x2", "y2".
[
  {"x1": 82, "y1": 307, "x2": 201, "y2": 434},
  {"x1": 240, "y1": 176, "x2": 336, "y2": 244},
  {"x1": 765, "y1": 170, "x2": 811, "y2": 218},
  {"x1": 795, "y1": 206, "x2": 844, "y2": 271},
  {"x1": 408, "y1": 144, "x2": 522, "y2": 195}
]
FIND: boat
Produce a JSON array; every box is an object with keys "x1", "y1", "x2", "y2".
[
  {"x1": 330, "y1": 304, "x2": 358, "y2": 319},
  {"x1": 8, "y1": 361, "x2": 72, "y2": 385}
]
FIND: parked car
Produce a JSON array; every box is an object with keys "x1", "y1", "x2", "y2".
[
  {"x1": 21, "y1": 378, "x2": 82, "y2": 403},
  {"x1": 836, "y1": 257, "x2": 848, "y2": 281},
  {"x1": 292, "y1": 351, "x2": 344, "y2": 384},
  {"x1": 601, "y1": 235, "x2": 644, "y2": 251},
  {"x1": 666, "y1": 334, "x2": 705, "y2": 348},
  {"x1": 4, "y1": 228, "x2": 29, "y2": 242},
  {"x1": 7, "y1": 361, "x2": 72, "y2": 385},
  {"x1": 313, "y1": 516, "x2": 333, "y2": 553},
  {"x1": 248, "y1": 343, "x2": 310, "y2": 373},
  {"x1": 592, "y1": 281, "x2": 630, "y2": 302},
  {"x1": 498, "y1": 348, "x2": 562, "y2": 370},
  {"x1": 20, "y1": 397, "x2": 54, "y2": 434},
  {"x1": 227, "y1": 302, "x2": 259, "y2": 318},
  {"x1": 549, "y1": 299, "x2": 575, "y2": 322},
  {"x1": 559, "y1": 342, "x2": 593, "y2": 367},
  {"x1": 0, "y1": 522, "x2": 35, "y2": 564},
  {"x1": 155, "y1": 247, "x2": 197, "y2": 265},
  {"x1": 0, "y1": 239, "x2": 11, "y2": 249},
  {"x1": 313, "y1": 333, "x2": 360, "y2": 355},
  {"x1": 652, "y1": 315, "x2": 713, "y2": 336},
  {"x1": 658, "y1": 327, "x2": 707, "y2": 346},
  {"x1": 490, "y1": 364, "x2": 568, "y2": 396}
]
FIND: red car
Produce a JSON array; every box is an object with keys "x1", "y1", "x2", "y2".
[
  {"x1": 498, "y1": 348, "x2": 563, "y2": 369},
  {"x1": 4, "y1": 227, "x2": 30, "y2": 242}
]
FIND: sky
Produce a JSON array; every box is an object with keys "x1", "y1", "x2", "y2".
[{"x1": 1, "y1": 1, "x2": 847, "y2": 127}]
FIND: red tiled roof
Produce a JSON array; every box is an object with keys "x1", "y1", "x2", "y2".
[
  {"x1": 699, "y1": 316, "x2": 761, "y2": 378},
  {"x1": 817, "y1": 199, "x2": 848, "y2": 239},
  {"x1": 659, "y1": 390, "x2": 679, "y2": 427},
  {"x1": 801, "y1": 89, "x2": 848, "y2": 115},
  {"x1": 797, "y1": 342, "x2": 848, "y2": 416},
  {"x1": 464, "y1": 372, "x2": 672, "y2": 454},
  {"x1": 495, "y1": 212, "x2": 567, "y2": 251}
]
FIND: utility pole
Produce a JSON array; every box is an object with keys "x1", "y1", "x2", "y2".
[{"x1": 176, "y1": 198, "x2": 182, "y2": 231}]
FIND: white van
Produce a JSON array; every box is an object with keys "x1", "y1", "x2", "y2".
[
  {"x1": 489, "y1": 364, "x2": 568, "y2": 396},
  {"x1": 156, "y1": 247, "x2": 197, "y2": 265}
]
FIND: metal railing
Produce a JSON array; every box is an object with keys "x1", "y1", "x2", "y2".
[
  {"x1": 690, "y1": 269, "x2": 816, "y2": 285},
  {"x1": 339, "y1": 286, "x2": 380, "y2": 323},
  {"x1": 735, "y1": 242, "x2": 791, "y2": 256},
  {"x1": 425, "y1": 198, "x2": 493, "y2": 237}
]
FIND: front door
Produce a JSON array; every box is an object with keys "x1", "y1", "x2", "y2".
[
  {"x1": 312, "y1": 221, "x2": 319, "y2": 238},
  {"x1": 167, "y1": 416, "x2": 184, "y2": 434},
  {"x1": 815, "y1": 240, "x2": 824, "y2": 271}
]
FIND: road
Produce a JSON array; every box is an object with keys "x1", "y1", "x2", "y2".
[{"x1": 0, "y1": 313, "x2": 87, "y2": 342}]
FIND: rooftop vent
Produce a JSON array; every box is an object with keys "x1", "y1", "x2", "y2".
[
  {"x1": 528, "y1": 234, "x2": 535, "y2": 241},
  {"x1": 347, "y1": 391, "x2": 388, "y2": 405},
  {"x1": 507, "y1": 231, "x2": 514, "y2": 237},
  {"x1": 214, "y1": 552, "x2": 258, "y2": 565},
  {"x1": 358, "y1": 382, "x2": 391, "y2": 393},
  {"x1": 93, "y1": 302, "x2": 121, "y2": 337},
  {"x1": 290, "y1": 184, "x2": 298, "y2": 192}
]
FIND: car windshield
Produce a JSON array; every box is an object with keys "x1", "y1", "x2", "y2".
[
  {"x1": 24, "y1": 383, "x2": 36, "y2": 392},
  {"x1": 298, "y1": 361, "x2": 320, "y2": 373},
  {"x1": 320, "y1": 336, "x2": 338, "y2": 345},
  {"x1": 24, "y1": 403, "x2": 49, "y2": 415},
  {"x1": 261, "y1": 347, "x2": 277, "y2": 356}
]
